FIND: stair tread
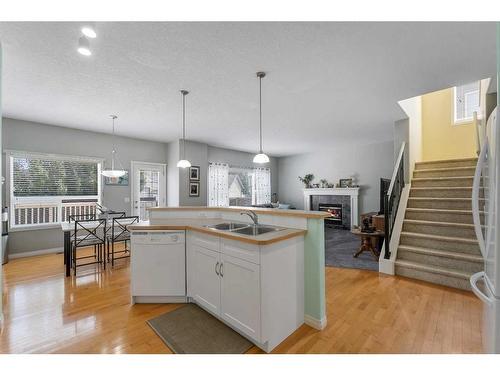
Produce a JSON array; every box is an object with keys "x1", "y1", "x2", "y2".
[
  {"x1": 404, "y1": 219, "x2": 475, "y2": 228},
  {"x1": 412, "y1": 176, "x2": 473, "y2": 181},
  {"x1": 408, "y1": 197, "x2": 476, "y2": 201},
  {"x1": 398, "y1": 245, "x2": 483, "y2": 262},
  {"x1": 410, "y1": 186, "x2": 472, "y2": 190},
  {"x1": 414, "y1": 166, "x2": 475, "y2": 172},
  {"x1": 416, "y1": 157, "x2": 478, "y2": 165},
  {"x1": 405, "y1": 208, "x2": 481, "y2": 214},
  {"x1": 401, "y1": 231, "x2": 478, "y2": 244},
  {"x1": 395, "y1": 260, "x2": 473, "y2": 279}
]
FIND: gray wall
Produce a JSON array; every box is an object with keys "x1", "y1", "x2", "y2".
[
  {"x1": 278, "y1": 140, "x2": 394, "y2": 213},
  {"x1": 166, "y1": 141, "x2": 280, "y2": 207},
  {"x1": 394, "y1": 118, "x2": 410, "y2": 183},
  {"x1": 2, "y1": 117, "x2": 169, "y2": 254},
  {"x1": 179, "y1": 140, "x2": 208, "y2": 206},
  {"x1": 166, "y1": 140, "x2": 180, "y2": 206}
]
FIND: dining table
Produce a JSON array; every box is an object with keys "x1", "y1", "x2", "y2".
[{"x1": 61, "y1": 217, "x2": 140, "y2": 277}]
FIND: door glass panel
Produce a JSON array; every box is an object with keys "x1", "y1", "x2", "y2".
[{"x1": 139, "y1": 169, "x2": 160, "y2": 221}]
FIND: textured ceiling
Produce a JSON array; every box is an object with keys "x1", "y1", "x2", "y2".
[{"x1": 0, "y1": 22, "x2": 496, "y2": 156}]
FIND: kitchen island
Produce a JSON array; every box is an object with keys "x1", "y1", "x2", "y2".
[{"x1": 128, "y1": 206, "x2": 328, "y2": 352}]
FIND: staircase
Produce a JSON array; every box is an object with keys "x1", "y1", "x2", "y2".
[{"x1": 395, "y1": 157, "x2": 483, "y2": 290}]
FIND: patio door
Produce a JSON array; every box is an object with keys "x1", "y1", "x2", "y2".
[{"x1": 131, "y1": 162, "x2": 166, "y2": 221}]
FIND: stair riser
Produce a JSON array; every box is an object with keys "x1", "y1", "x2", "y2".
[
  {"x1": 415, "y1": 160, "x2": 477, "y2": 170},
  {"x1": 403, "y1": 222, "x2": 476, "y2": 239},
  {"x1": 407, "y1": 199, "x2": 472, "y2": 210},
  {"x1": 411, "y1": 178, "x2": 473, "y2": 188},
  {"x1": 400, "y1": 234, "x2": 480, "y2": 255},
  {"x1": 409, "y1": 188, "x2": 474, "y2": 198},
  {"x1": 405, "y1": 211, "x2": 476, "y2": 224},
  {"x1": 395, "y1": 265, "x2": 472, "y2": 290},
  {"x1": 397, "y1": 250, "x2": 483, "y2": 273},
  {"x1": 413, "y1": 169, "x2": 475, "y2": 178}
]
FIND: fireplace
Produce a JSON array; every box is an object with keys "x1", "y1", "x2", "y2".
[{"x1": 318, "y1": 203, "x2": 343, "y2": 227}]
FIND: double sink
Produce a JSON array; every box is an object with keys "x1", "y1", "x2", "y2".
[{"x1": 204, "y1": 222, "x2": 284, "y2": 236}]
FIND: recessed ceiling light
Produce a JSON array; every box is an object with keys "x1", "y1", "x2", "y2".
[
  {"x1": 77, "y1": 36, "x2": 92, "y2": 56},
  {"x1": 81, "y1": 26, "x2": 97, "y2": 39}
]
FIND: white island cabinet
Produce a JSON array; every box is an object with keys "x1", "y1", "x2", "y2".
[{"x1": 187, "y1": 231, "x2": 304, "y2": 352}]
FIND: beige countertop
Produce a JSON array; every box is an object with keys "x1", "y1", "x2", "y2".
[
  {"x1": 148, "y1": 206, "x2": 330, "y2": 219},
  {"x1": 128, "y1": 218, "x2": 307, "y2": 245}
]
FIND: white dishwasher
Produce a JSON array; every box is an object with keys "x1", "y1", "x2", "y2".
[{"x1": 130, "y1": 231, "x2": 186, "y2": 303}]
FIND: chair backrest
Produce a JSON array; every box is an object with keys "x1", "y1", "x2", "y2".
[
  {"x1": 68, "y1": 213, "x2": 96, "y2": 222},
  {"x1": 99, "y1": 211, "x2": 126, "y2": 220},
  {"x1": 73, "y1": 218, "x2": 107, "y2": 247},
  {"x1": 111, "y1": 216, "x2": 139, "y2": 241}
]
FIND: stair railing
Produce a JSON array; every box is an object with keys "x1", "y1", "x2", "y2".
[
  {"x1": 470, "y1": 106, "x2": 497, "y2": 296},
  {"x1": 384, "y1": 142, "x2": 406, "y2": 259}
]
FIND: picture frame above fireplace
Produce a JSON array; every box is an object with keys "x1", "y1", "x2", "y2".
[{"x1": 339, "y1": 178, "x2": 353, "y2": 188}]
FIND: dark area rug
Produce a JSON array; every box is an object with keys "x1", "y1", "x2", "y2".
[
  {"x1": 325, "y1": 227, "x2": 379, "y2": 271},
  {"x1": 147, "y1": 303, "x2": 253, "y2": 354}
]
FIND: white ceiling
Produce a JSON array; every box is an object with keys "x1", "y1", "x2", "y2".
[{"x1": 0, "y1": 22, "x2": 496, "y2": 156}]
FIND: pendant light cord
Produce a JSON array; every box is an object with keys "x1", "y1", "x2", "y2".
[
  {"x1": 182, "y1": 92, "x2": 186, "y2": 159},
  {"x1": 259, "y1": 75, "x2": 263, "y2": 153},
  {"x1": 110, "y1": 115, "x2": 117, "y2": 169},
  {"x1": 180, "y1": 90, "x2": 189, "y2": 160}
]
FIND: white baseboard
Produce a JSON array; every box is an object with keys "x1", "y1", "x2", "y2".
[
  {"x1": 304, "y1": 314, "x2": 327, "y2": 330},
  {"x1": 8, "y1": 247, "x2": 63, "y2": 260}
]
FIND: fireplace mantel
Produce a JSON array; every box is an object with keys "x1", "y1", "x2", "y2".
[{"x1": 303, "y1": 188, "x2": 360, "y2": 228}]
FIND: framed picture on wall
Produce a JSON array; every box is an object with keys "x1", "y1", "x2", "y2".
[
  {"x1": 189, "y1": 182, "x2": 200, "y2": 197},
  {"x1": 104, "y1": 170, "x2": 129, "y2": 186},
  {"x1": 339, "y1": 178, "x2": 353, "y2": 188},
  {"x1": 189, "y1": 166, "x2": 200, "y2": 181}
]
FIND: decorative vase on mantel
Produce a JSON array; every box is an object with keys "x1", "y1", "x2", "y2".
[{"x1": 298, "y1": 174, "x2": 314, "y2": 188}]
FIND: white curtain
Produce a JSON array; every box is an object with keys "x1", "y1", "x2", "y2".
[
  {"x1": 253, "y1": 167, "x2": 271, "y2": 205},
  {"x1": 208, "y1": 163, "x2": 229, "y2": 207}
]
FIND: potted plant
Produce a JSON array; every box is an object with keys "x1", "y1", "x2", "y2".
[
  {"x1": 320, "y1": 179, "x2": 329, "y2": 188},
  {"x1": 298, "y1": 174, "x2": 314, "y2": 188}
]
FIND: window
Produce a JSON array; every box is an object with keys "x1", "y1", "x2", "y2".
[
  {"x1": 228, "y1": 167, "x2": 254, "y2": 206},
  {"x1": 8, "y1": 151, "x2": 102, "y2": 229},
  {"x1": 454, "y1": 81, "x2": 481, "y2": 124},
  {"x1": 208, "y1": 163, "x2": 271, "y2": 207}
]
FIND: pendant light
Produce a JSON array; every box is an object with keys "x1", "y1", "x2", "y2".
[
  {"x1": 77, "y1": 36, "x2": 92, "y2": 56},
  {"x1": 177, "y1": 90, "x2": 192, "y2": 168},
  {"x1": 253, "y1": 72, "x2": 270, "y2": 164},
  {"x1": 102, "y1": 115, "x2": 126, "y2": 178}
]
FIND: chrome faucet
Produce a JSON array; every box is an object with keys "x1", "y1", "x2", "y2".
[{"x1": 240, "y1": 210, "x2": 259, "y2": 225}]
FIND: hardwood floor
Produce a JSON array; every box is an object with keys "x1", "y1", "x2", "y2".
[{"x1": 0, "y1": 248, "x2": 483, "y2": 354}]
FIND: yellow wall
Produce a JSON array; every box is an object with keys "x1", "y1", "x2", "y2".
[{"x1": 421, "y1": 87, "x2": 477, "y2": 161}]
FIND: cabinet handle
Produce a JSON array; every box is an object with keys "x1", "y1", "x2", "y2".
[
  {"x1": 220, "y1": 262, "x2": 224, "y2": 277},
  {"x1": 215, "y1": 261, "x2": 220, "y2": 276}
]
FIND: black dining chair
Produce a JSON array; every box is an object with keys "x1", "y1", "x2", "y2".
[
  {"x1": 107, "y1": 216, "x2": 139, "y2": 267},
  {"x1": 72, "y1": 218, "x2": 107, "y2": 275},
  {"x1": 68, "y1": 213, "x2": 98, "y2": 260}
]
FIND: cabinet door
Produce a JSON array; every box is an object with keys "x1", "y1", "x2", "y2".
[
  {"x1": 220, "y1": 254, "x2": 261, "y2": 341},
  {"x1": 191, "y1": 244, "x2": 221, "y2": 316}
]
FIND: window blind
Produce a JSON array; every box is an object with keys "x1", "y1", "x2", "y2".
[{"x1": 12, "y1": 156, "x2": 98, "y2": 197}]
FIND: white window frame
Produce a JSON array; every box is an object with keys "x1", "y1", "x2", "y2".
[
  {"x1": 6, "y1": 150, "x2": 104, "y2": 231},
  {"x1": 226, "y1": 165, "x2": 271, "y2": 207},
  {"x1": 453, "y1": 84, "x2": 482, "y2": 125}
]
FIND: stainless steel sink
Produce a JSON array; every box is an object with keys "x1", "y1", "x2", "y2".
[
  {"x1": 204, "y1": 222, "x2": 250, "y2": 231},
  {"x1": 233, "y1": 225, "x2": 284, "y2": 236}
]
